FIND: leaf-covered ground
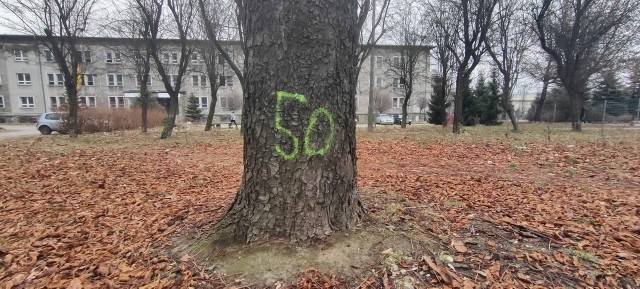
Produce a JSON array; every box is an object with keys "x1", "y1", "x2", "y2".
[{"x1": 0, "y1": 124, "x2": 638, "y2": 288}]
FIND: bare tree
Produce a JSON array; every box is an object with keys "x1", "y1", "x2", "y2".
[
  {"x1": 106, "y1": 2, "x2": 155, "y2": 133},
  {"x1": 375, "y1": 89, "x2": 392, "y2": 114},
  {"x1": 425, "y1": 0, "x2": 456, "y2": 127},
  {"x1": 523, "y1": 53, "x2": 557, "y2": 122},
  {"x1": 534, "y1": 0, "x2": 639, "y2": 131},
  {"x1": 358, "y1": 0, "x2": 392, "y2": 132},
  {"x1": 135, "y1": 0, "x2": 197, "y2": 138},
  {"x1": 196, "y1": 0, "x2": 232, "y2": 131},
  {"x1": 386, "y1": 0, "x2": 429, "y2": 128},
  {"x1": 1, "y1": 0, "x2": 97, "y2": 137},
  {"x1": 484, "y1": 0, "x2": 530, "y2": 132},
  {"x1": 416, "y1": 96, "x2": 428, "y2": 117},
  {"x1": 438, "y1": 0, "x2": 499, "y2": 133}
]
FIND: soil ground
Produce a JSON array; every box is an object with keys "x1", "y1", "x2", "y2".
[{"x1": 0, "y1": 123, "x2": 638, "y2": 288}]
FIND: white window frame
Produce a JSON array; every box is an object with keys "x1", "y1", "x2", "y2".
[
  {"x1": 375, "y1": 76, "x2": 383, "y2": 88},
  {"x1": 392, "y1": 97, "x2": 404, "y2": 108},
  {"x1": 79, "y1": 95, "x2": 97, "y2": 107},
  {"x1": 44, "y1": 50, "x2": 54, "y2": 62},
  {"x1": 77, "y1": 50, "x2": 92, "y2": 63},
  {"x1": 191, "y1": 53, "x2": 201, "y2": 64},
  {"x1": 168, "y1": 74, "x2": 178, "y2": 86},
  {"x1": 163, "y1": 52, "x2": 178, "y2": 64},
  {"x1": 48, "y1": 73, "x2": 64, "y2": 86},
  {"x1": 14, "y1": 50, "x2": 27, "y2": 61},
  {"x1": 197, "y1": 96, "x2": 208, "y2": 108},
  {"x1": 374, "y1": 56, "x2": 383, "y2": 68},
  {"x1": 192, "y1": 75, "x2": 207, "y2": 87},
  {"x1": 392, "y1": 56, "x2": 403, "y2": 67},
  {"x1": 0, "y1": 95, "x2": 5, "y2": 108},
  {"x1": 105, "y1": 51, "x2": 122, "y2": 63},
  {"x1": 135, "y1": 74, "x2": 152, "y2": 87},
  {"x1": 17, "y1": 73, "x2": 31, "y2": 85},
  {"x1": 20, "y1": 96, "x2": 35, "y2": 108},
  {"x1": 107, "y1": 73, "x2": 124, "y2": 86},
  {"x1": 109, "y1": 96, "x2": 125, "y2": 108},
  {"x1": 83, "y1": 74, "x2": 96, "y2": 86},
  {"x1": 221, "y1": 75, "x2": 233, "y2": 87},
  {"x1": 392, "y1": 77, "x2": 402, "y2": 88},
  {"x1": 50, "y1": 96, "x2": 66, "y2": 108}
]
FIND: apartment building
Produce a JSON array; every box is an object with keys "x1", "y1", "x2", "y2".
[{"x1": 0, "y1": 35, "x2": 431, "y2": 123}]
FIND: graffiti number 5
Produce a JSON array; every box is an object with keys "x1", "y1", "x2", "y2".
[{"x1": 274, "y1": 91, "x2": 336, "y2": 160}]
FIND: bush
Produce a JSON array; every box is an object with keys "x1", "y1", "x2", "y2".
[{"x1": 76, "y1": 108, "x2": 166, "y2": 133}]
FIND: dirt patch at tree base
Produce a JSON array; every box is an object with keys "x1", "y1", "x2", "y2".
[{"x1": 181, "y1": 221, "x2": 429, "y2": 287}]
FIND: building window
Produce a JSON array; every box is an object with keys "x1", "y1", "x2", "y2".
[
  {"x1": 14, "y1": 50, "x2": 27, "y2": 61},
  {"x1": 167, "y1": 74, "x2": 178, "y2": 86},
  {"x1": 191, "y1": 53, "x2": 201, "y2": 64},
  {"x1": 192, "y1": 75, "x2": 207, "y2": 87},
  {"x1": 17, "y1": 73, "x2": 31, "y2": 85},
  {"x1": 163, "y1": 52, "x2": 178, "y2": 64},
  {"x1": 48, "y1": 73, "x2": 64, "y2": 86},
  {"x1": 106, "y1": 51, "x2": 122, "y2": 63},
  {"x1": 374, "y1": 56, "x2": 383, "y2": 68},
  {"x1": 375, "y1": 76, "x2": 383, "y2": 88},
  {"x1": 76, "y1": 50, "x2": 92, "y2": 62},
  {"x1": 109, "y1": 96, "x2": 125, "y2": 108},
  {"x1": 197, "y1": 96, "x2": 208, "y2": 108},
  {"x1": 0, "y1": 95, "x2": 5, "y2": 108},
  {"x1": 44, "y1": 50, "x2": 54, "y2": 62},
  {"x1": 50, "y1": 96, "x2": 66, "y2": 108},
  {"x1": 107, "y1": 74, "x2": 124, "y2": 86},
  {"x1": 220, "y1": 75, "x2": 233, "y2": 87},
  {"x1": 79, "y1": 96, "x2": 96, "y2": 107},
  {"x1": 392, "y1": 56, "x2": 404, "y2": 67},
  {"x1": 20, "y1": 96, "x2": 35, "y2": 108},
  {"x1": 83, "y1": 74, "x2": 96, "y2": 86},
  {"x1": 392, "y1": 97, "x2": 404, "y2": 108},
  {"x1": 392, "y1": 78, "x2": 402, "y2": 88},
  {"x1": 135, "y1": 74, "x2": 152, "y2": 87},
  {"x1": 219, "y1": 96, "x2": 228, "y2": 108}
]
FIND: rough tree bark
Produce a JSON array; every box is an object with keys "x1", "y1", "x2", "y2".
[{"x1": 211, "y1": 0, "x2": 364, "y2": 243}]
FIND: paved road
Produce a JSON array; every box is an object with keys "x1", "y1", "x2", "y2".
[{"x1": 0, "y1": 124, "x2": 42, "y2": 140}]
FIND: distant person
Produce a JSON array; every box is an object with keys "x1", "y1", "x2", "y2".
[{"x1": 229, "y1": 111, "x2": 238, "y2": 129}]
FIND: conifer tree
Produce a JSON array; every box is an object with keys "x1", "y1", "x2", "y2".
[
  {"x1": 427, "y1": 75, "x2": 451, "y2": 125},
  {"x1": 185, "y1": 93, "x2": 203, "y2": 122}
]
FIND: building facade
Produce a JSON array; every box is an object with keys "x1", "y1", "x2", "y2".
[{"x1": 0, "y1": 35, "x2": 431, "y2": 124}]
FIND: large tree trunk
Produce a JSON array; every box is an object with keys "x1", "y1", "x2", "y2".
[
  {"x1": 212, "y1": 0, "x2": 363, "y2": 244},
  {"x1": 160, "y1": 95, "x2": 179, "y2": 139},
  {"x1": 569, "y1": 92, "x2": 583, "y2": 132}
]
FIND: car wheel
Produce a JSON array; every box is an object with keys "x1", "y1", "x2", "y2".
[{"x1": 39, "y1": 126, "x2": 52, "y2": 135}]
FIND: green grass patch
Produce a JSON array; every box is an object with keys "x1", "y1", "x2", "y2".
[
  {"x1": 564, "y1": 248, "x2": 600, "y2": 264},
  {"x1": 443, "y1": 200, "x2": 462, "y2": 207}
]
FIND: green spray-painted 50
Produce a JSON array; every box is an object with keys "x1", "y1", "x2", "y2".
[{"x1": 275, "y1": 91, "x2": 336, "y2": 160}]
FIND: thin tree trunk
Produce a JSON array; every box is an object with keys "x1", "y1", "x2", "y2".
[
  {"x1": 211, "y1": 0, "x2": 363, "y2": 244},
  {"x1": 502, "y1": 84, "x2": 518, "y2": 132},
  {"x1": 533, "y1": 77, "x2": 550, "y2": 122},
  {"x1": 453, "y1": 72, "x2": 466, "y2": 133},
  {"x1": 141, "y1": 89, "x2": 149, "y2": 133},
  {"x1": 204, "y1": 90, "x2": 219, "y2": 131}
]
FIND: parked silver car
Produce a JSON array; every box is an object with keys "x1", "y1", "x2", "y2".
[
  {"x1": 36, "y1": 112, "x2": 66, "y2": 135},
  {"x1": 375, "y1": 114, "x2": 394, "y2": 125}
]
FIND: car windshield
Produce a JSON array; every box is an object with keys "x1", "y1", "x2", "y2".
[{"x1": 44, "y1": 113, "x2": 61, "y2": 120}]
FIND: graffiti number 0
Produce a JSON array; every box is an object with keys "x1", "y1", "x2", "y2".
[{"x1": 275, "y1": 91, "x2": 335, "y2": 160}]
